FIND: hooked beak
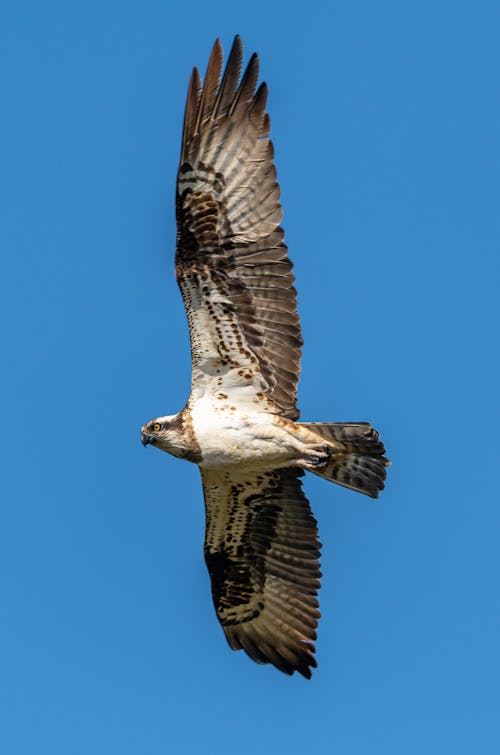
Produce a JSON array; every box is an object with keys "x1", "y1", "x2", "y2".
[{"x1": 141, "y1": 432, "x2": 155, "y2": 447}]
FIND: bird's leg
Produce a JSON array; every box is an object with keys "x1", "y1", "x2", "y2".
[
  {"x1": 299, "y1": 443, "x2": 331, "y2": 470},
  {"x1": 269, "y1": 415, "x2": 336, "y2": 471}
]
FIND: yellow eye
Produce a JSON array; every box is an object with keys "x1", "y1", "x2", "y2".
[{"x1": 152, "y1": 422, "x2": 161, "y2": 431}]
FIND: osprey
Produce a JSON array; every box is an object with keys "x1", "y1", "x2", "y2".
[{"x1": 141, "y1": 36, "x2": 389, "y2": 679}]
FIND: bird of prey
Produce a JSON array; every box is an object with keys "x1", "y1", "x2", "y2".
[{"x1": 141, "y1": 36, "x2": 389, "y2": 679}]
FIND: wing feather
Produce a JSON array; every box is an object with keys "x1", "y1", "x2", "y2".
[
  {"x1": 181, "y1": 68, "x2": 202, "y2": 162},
  {"x1": 201, "y1": 466, "x2": 321, "y2": 679},
  {"x1": 193, "y1": 38, "x2": 223, "y2": 136},
  {"x1": 213, "y1": 36, "x2": 243, "y2": 119},
  {"x1": 176, "y1": 37, "x2": 302, "y2": 418}
]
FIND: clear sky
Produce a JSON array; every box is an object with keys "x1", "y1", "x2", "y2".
[{"x1": 2, "y1": 1, "x2": 499, "y2": 753}]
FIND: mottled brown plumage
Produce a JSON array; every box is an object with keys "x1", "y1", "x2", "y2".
[
  {"x1": 201, "y1": 467, "x2": 320, "y2": 678},
  {"x1": 141, "y1": 36, "x2": 389, "y2": 680},
  {"x1": 176, "y1": 35, "x2": 302, "y2": 419}
]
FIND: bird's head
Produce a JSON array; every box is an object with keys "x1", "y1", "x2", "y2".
[{"x1": 141, "y1": 414, "x2": 184, "y2": 456}]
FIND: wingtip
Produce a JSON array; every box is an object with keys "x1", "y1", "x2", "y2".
[
  {"x1": 189, "y1": 66, "x2": 201, "y2": 88},
  {"x1": 211, "y1": 37, "x2": 223, "y2": 58},
  {"x1": 231, "y1": 34, "x2": 243, "y2": 51},
  {"x1": 248, "y1": 50, "x2": 260, "y2": 67}
]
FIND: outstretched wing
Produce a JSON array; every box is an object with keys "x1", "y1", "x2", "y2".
[
  {"x1": 201, "y1": 466, "x2": 321, "y2": 678},
  {"x1": 176, "y1": 36, "x2": 302, "y2": 419}
]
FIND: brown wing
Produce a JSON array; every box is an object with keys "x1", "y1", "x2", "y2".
[
  {"x1": 176, "y1": 36, "x2": 302, "y2": 419},
  {"x1": 201, "y1": 466, "x2": 321, "y2": 679}
]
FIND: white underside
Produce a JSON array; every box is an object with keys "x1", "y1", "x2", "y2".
[{"x1": 190, "y1": 397, "x2": 304, "y2": 470}]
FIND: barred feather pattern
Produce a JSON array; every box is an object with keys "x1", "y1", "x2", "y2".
[
  {"x1": 300, "y1": 422, "x2": 390, "y2": 498},
  {"x1": 201, "y1": 466, "x2": 321, "y2": 679},
  {"x1": 176, "y1": 36, "x2": 302, "y2": 418}
]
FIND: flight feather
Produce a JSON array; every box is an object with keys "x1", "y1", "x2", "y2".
[{"x1": 176, "y1": 36, "x2": 302, "y2": 419}]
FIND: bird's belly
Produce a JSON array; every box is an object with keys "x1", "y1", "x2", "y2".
[{"x1": 191, "y1": 404, "x2": 295, "y2": 469}]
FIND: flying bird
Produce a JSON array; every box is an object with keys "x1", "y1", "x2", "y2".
[{"x1": 141, "y1": 36, "x2": 389, "y2": 679}]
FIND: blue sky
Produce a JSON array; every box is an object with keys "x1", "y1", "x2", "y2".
[{"x1": 2, "y1": 1, "x2": 499, "y2": 753}]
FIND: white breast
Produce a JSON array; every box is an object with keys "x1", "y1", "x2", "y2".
[{"x1": 190, "y1": 397, "x2": 295, "y2": 470}]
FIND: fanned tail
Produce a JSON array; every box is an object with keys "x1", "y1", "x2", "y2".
[{"x1": 300, "y1": 422, "x2": 390, "y2": 499}]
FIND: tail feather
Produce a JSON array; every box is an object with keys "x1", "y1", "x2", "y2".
[{"x1": 300, "y1": 422, "x2": 390, "y2": 499}]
